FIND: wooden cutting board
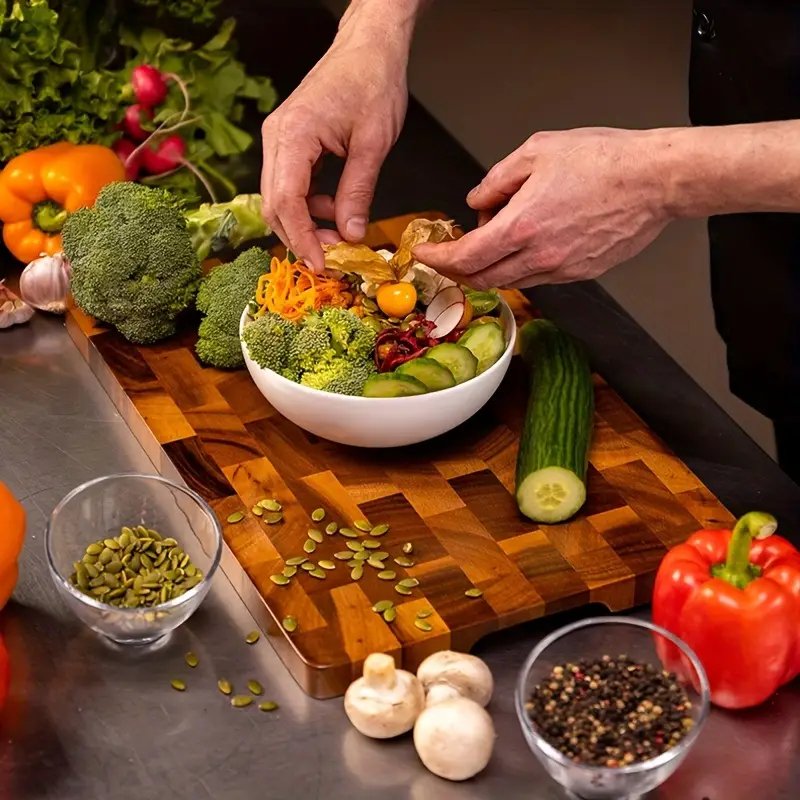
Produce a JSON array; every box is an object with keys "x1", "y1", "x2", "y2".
[{"x1": 65, "y1": 211, "x2": 733, "y2": 698}]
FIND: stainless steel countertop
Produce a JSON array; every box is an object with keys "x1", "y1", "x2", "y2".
[{"x1": 2, "y1": 313, "x2": 799, "y2": 800}]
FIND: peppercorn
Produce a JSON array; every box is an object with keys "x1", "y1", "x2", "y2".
[{"x1": 525, "y1": 655, "x2": 694, "y2": 768}]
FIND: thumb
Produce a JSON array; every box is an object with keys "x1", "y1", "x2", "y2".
[
  {"x1": 335, "y1": 133, "x2": 386, "y2": 242},
  {"x1": 466, "y1": 151, "x2": 529, "y2": 211}
]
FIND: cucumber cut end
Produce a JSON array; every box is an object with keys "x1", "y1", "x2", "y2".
[{"x1": 516, "y1": 466, "x2": 586, "y2": 524}]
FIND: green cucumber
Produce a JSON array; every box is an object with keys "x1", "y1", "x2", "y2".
[
  {"x1": 426, "y1": 343, "x2": 478, "y2": 384},
  {"x1": 363, "y1": 373, "x2": 428, "y2": 398},
  {"x1": 465, "y1": 290, "x2": 500, "y2": 316},
  {"x1": 457, "y1": 323, "x2": 506, "y2": 374},
  {"x1": 396, "y1": 357, "x2": 456, "y2": 391},
  {"x1": 515, "y1": 319, "x2": 593, "y2": 523}
]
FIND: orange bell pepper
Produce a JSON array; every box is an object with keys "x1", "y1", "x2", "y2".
[
  {"x1": 0, "y1": 482, "x2": 25, "y2": 610},
  {"x1": 0, "y1": 142, "x2": 126, "y2": 263}
]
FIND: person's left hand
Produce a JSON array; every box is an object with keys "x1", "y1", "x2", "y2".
[{"x1": 412, "y1": 127, "x2": 674, "y2": 290}]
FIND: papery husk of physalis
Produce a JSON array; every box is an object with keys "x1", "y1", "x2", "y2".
[{"x1": 321, "y1": 219, "x2": 458, "y2": 283}]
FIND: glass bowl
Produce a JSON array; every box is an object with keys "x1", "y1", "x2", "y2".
[
  {"x1": 46, "y1": 473, "x2": 223, "y2": 645},
  {"x1": 515, "y1": 617, "x2": 709, "y2": 800}
]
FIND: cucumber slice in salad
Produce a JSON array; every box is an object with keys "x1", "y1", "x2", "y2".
[
  {"x1": 457, "y1": 323, "x2": 506, "y2": 374},
  {"x1": 396, "y1": 358, "x2": 456, "y2": 391},
  {"x1": 426, "y1": 343, "x2": 478, "y2": 384},
  {"x1": 362, "y1": 373, "x2": 428, "y2": 397}
]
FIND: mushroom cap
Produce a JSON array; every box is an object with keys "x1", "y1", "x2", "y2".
[
  {"x1": 417, "y1": 650, "x2": 494, "y2": 707},
  {"x1": 344, "y1": 658, "x2": 425, "y2": 739},
  {"x1": 413, "y1": 696, "x2": 495, "y2": 781}
]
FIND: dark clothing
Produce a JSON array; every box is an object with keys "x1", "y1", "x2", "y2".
[{"x1": 689, "y1": 2, "x2": 800, "y2": 480}]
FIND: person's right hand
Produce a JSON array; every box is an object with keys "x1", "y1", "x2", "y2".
[{"x1": 260, "y1": 22, "x2": 409, "y2": 271}]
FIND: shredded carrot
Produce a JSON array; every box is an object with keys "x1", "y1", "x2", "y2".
[{"x1": 254, "y1": 256, "x2": 351, "y2": 321}]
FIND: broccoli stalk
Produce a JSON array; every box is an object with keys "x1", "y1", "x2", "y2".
[{"x1": 184, "y1": 194, "x2": 269, "y2": 261}]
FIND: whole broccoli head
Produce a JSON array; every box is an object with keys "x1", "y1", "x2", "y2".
[
  {"x1": 241, "y1": 312, "x2": 298, "y2": 374},
  {"x1": 320, "y1": 307, "x2": 376, "y2": 360},
  {"x1": 63, "y1": 182, "x2": 201, "y2": 344},
  {"x1": 300, "y1": 359, "x2": 376, "y2": 396},
  {"x1": 195, "y1": 247, "x2": 268, "y2": 368}
]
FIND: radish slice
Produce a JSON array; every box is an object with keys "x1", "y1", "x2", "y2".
[
  {"x1": 430, "y1": 303, "x2": 465, "y2": 338},
  {"x1": 425, "y1": 286, "x2": 465, "y2": 322}
]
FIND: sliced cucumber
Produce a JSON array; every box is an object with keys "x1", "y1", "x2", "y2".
[
  {"x1": 464, "y1": 290, "x2": 500, "y2": 316},
  {"x1": 457, "y1": 323, "x2": 506, "y2": 374},
  {"x1": 362, "y1": 373, "x2": 428, "y2": 398},
  {"x1": 426, "y1": 343, "x2": 478, "y2": 384},
  {"x1": 396, "y1": 357, "x2": 456, "y2": 391},
  {"x1": 516, "y1": 466, "x2": 586, "y2": 524}
]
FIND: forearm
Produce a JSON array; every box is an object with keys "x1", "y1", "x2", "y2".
[
  {"x1": 337, "y1": 0, "x2": 430, "y2": 48},
  {"x1": 661, "y1": 121, "x2": 800, "y2": 218}
]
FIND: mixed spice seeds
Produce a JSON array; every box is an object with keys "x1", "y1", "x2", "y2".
[{"x1": 525, "y1": 655, "x2": 694, "y2": 768}]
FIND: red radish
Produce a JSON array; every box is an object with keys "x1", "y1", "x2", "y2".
[
  {"x1": 122, "y1": 104, "x2": 153, "y2": 141},
  {"x1": 430, "y1": 303, "x2": 466, "y2": 338},
  {"x1": 141, "y1": 134, "x2": 187, "y2": 175},
  {"x1": 112, "y1": 138, "x2": 142, "y2": 180},
  {"x1": 132, "y1": 64, "x2": 168, "y2": 108},
  {"x1": 425, "y1": 286, "x2": 465, "y2": 322}
]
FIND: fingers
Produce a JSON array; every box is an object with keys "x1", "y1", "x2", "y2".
[
  {"x1": 412, "y1": 204, "x2": 520, "y2": 277},
  {"x1": 334, "y1": 129, "x2": 387, "y2": 242},
  {"x1": 308, "y1": 194, "x2": 335, "y2": 221},
  {"x1": 260, "y1": 132, "x2": 289, "y2": 246},
  {"x1": 466, "y1": 149, "x2": 530, "y2": 211}
]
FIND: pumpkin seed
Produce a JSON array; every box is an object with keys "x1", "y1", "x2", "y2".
[
  {"x1": 259, "y1": 499, "x2": 282, "y2": 511},
  {"x1": 301, "y1": 562, "x2": 316, "y2": 571},
  {"x1": 171, "y1": 679, "x2": 187, "y2": 692},
  {"x1": 303, "y1": 539, "x2": 317, "y2": 554},
  {"x1": 162, "y1": 537, "x2": 178, "y2": 547},
  {"x1": 270, "y1": 574, "x2": 290, "y2": 586},
  {"x1": 378, "y1": 570, "x2": 396, "y2": 581},
  {"x1": 231, "y1": 695, "x2": 254, "y2": 708},
  {"x1": 85, "y1": 563, "x2": 99, "y2": 578},
  {"x1": 402, "y1": 542, "x2": 413, "y2": 554},
  {"x1": 105, "y1": 560, "x2": 123, "y2": 574},
  {"x1": 258, "y1": 701, "x2": 279, "y2": 712},
  {"x1": 107, "y1": 587, "x2": 125, "y2": 600},
  {"x1": 354, "y1": 519, "x2": 371, "y2": 532},
  {"x1": 245, "y1": 630, "x2": 261, "y2": 644},
  {"x1": 354, "y1": 551, "x2": 370, "y2": 562},
  {"x1": 99, "y1": 548, "x2": 114, "y2": 565},
  {"x1": 325, "y1": 522, "x2": 338, "y2": 535},
  {"x1": 264, "y1": 511, "x2": 284, "y2": 525},
  {"x1": 350, "y1": 564, "x2": 364, "y2": 581},
  {"x1": 347, "y1": 560, "x2": 360, "y2": 568},
  {"x1": 464, "y1": 588, "x2": 484, "y2": 598},
  {"x1": 311, "y1": 508, "x2": 326, "y2": 522},
  {"x1": 309, "y1": 568, "x2": 326, "y2": 579},
  {"x1": 416, "y1": 609, "x2": 433, "y2": 619},
  {"x1": 282, "y1": 615, "x2": 297, "y2": 632},
  {"x1": 414, "y1": 619, "x2": 433, "y2": 632},
  {"x1": 317, "y1": 560, "x2": 336, "y2": 570},
  {"x1": 90, "y1": 586, "x2": 110, "y2": 596},
  {"x1": 362, "y1": 539, "x2": 380, "y2": 550},
  {"x1": 308, "y1": 528, "x2": 324, "y2": 544},
  {"x1": 346, "y1": 541, "x2": 363, "y2": 552},
  {"x1": 251, "y1": 505, "x2": 264, "y2": 517},
  {"x1": 286, "y1": 556, "x2": 308, "y2": 566},
  {"x1": 339, "y1": 527, "x2": 358, "y2": 538},
  {"x1": 398, "y1": 578, "x2": 419, "y2": 589},
  {"x1": 333, "y1": 551, "x2": 352, "y2": 560},
  {"x1": 103, "y1": 538, "x2": 120, "y2": 550},
  {"x1": 217, "y1": 679, "x2": 233, "y2": 695},
  {"x1": 367, "y1": 557, "x2": 386, "y2": 570},
  {"x1": 185, "y1": 652, "x2": 199, "y2": 668},
  {"x1": 370, "y1": 523, "x2": 389, "y2": 537},
  {"x1": 282, "y1": 565, "x2": 298, "y2": 578},
  {"x1": 394, "y1": 556, "x2": 415, "y2": 568},
  {"x1": 248, "y1": 680, "x2": 264, "y2": 696},
  {"x1": 383, "y1": 607, "x2": 397, "y2": 623},
  {"x1": 75, "y1": 567, "x2": 89, "y2": 589},
  {"x1": 226, "y1": 511, "x2": 245, "y2": 524},
  {"x1": 395, "y1": 585, "x2": 413, "y2": 596},
  {"x1": 86, "y1": 543, "x2": 103, "y2": 556},
  {"x1": 372, "y1": 600, "x2": 394, "y2": 613}
]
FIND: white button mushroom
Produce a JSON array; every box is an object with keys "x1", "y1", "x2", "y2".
[
  {"x1": 344, "y1": 652, "x2": 425, "y2": 739},
  {"x1": 416, "y1": 650, "x2": 494, "y2": 707},
  {"x1": 413, "y1": 696, "x2": 496, "y2": 781}
]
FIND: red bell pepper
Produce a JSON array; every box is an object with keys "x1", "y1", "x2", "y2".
[{"x1": 653, "y1": 511, "x2": 800, "y2": 710}]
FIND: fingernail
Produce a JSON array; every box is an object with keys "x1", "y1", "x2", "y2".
[
  {"x1": 345, "y1": 216, "x2": 367, "y2": 240},
  {"x1": 467, "y1": 186, "x2": 479, "y2": 199}
]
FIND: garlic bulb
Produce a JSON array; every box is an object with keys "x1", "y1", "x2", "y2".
[
  {"x1": 0, "y1": 281, "x2": 34, "y2": 329},
  {"x1": 19, "y1": 252, "x2": 71, "y2": 314}
]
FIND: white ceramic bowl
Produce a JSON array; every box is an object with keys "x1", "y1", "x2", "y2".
[{"x1": 239, "y1": 300, "x2": 516, "y2": 448}]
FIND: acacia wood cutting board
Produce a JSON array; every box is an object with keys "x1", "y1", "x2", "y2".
[{"x1": 65, "y1": 211, "x2": 734, "y2": 698}]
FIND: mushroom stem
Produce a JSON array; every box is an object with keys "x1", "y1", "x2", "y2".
[{"x1": 363, "y1": 653, "x2": 398, "y2": 690}]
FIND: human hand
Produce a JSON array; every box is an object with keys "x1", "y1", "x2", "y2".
[
  {"x1": 412, "y1": 127, "x2": 674, "y2": 289},
  {"x1": 260, "y1": 19, "x2": 410, "y2": 271}
]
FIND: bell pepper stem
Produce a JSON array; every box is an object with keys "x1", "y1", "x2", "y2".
[
  {"x1": 713, "y1": 511, "x2": 778, "y2": 589},
  {"x1": 33, "y1": 200, "x2": 68, "y2": 234}
]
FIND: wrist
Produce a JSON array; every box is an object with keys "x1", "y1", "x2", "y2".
[{"x1": 337, "y1": 0, "x2": 423, "y2": 50}]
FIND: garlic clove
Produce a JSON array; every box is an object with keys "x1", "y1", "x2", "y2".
[
  {"x1": 0, "y1": 282, "x2": 35, "y2": 329},
  {"x1": 19, "y1": 252, "x2": 71, "y2": 314}
]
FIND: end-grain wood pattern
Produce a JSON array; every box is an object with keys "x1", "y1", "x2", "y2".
[{"x1": 65, "y1": 212, "x2": 733, "y2": 698}]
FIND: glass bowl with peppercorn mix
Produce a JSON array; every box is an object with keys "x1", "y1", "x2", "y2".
[
  {"x1": 515, "y1": 616, "x2": 709, "y2": 800},
  {"x1": 46, "y1": 474, "x2": 223, "y2": 645}
]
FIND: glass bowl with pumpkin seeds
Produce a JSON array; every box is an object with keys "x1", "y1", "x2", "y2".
[
  {"x1": 46, "y1": 474, "x2": 223, "y2": 645},
  {"x1": 515, "y1": 617, "x2": 710, "y2": 800}
]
